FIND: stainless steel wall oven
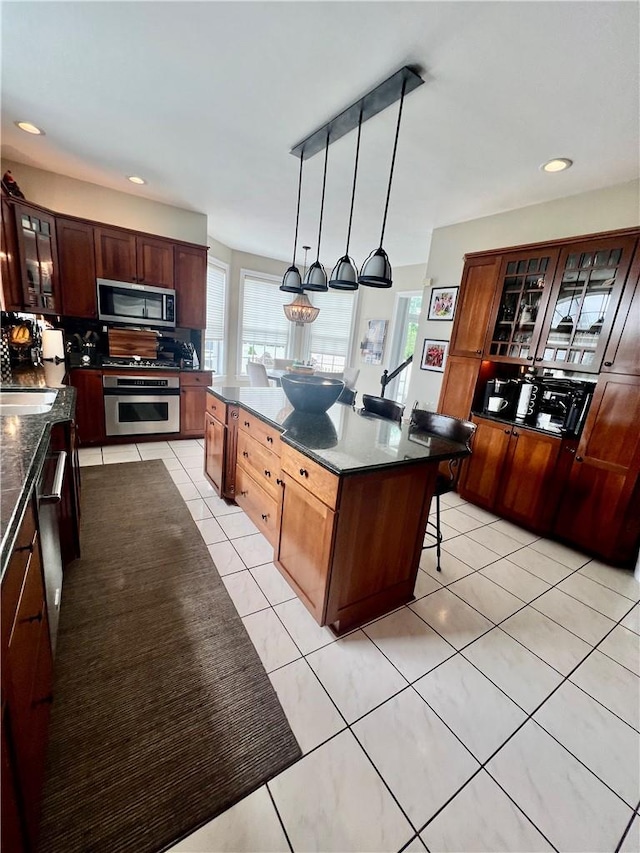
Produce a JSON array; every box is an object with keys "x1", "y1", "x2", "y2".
[{"x1": 103, "y1": 375, "x2": 180, "y2": 436}]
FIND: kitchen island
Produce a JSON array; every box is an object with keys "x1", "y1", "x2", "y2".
[{"x1": 205, "y1": 387, "x2": 469, "y2": 633}]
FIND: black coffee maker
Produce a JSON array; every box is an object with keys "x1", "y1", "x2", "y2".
[{"x1": 483, "y1": 378, "x2": 521, "y2": 420}]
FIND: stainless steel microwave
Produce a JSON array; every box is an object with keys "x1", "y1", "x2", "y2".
[{"x1": 96, "y1": 279, "x2": 176, "y2": 330}]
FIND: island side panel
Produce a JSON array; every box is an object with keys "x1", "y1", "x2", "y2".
[{"x1": 324, "y1": 462, "x2": 437, "y2": 632}]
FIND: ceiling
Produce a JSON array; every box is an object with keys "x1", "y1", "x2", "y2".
[{"x1": 1, "y1": 2, "x2": 638, "y2": 268}]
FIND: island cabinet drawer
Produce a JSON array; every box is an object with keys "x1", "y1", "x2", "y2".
[
  {"x1": 238, "y1": 410, "x2": 281, "y2": 456},
  {"x1": 206, "y1": 393, "x2": 227, "y2": 423},
  {"x1": 235, "y1": 465, "x2": 279, "y2": 546},
  {"x1": 280, "y1": 443, "x2": 339, "y2": 510},
  {"x1": 237, "y1": 431, "x2": 280, "y2": 501}
]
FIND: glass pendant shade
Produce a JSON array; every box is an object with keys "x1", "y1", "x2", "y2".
[
  {"x1": 303, "y1": 260, "x2": 327, "y2": 292},
  {"x1": 329, "y1": 255, "x2": 358, "y2": 290},
  {"x1": 283, "y1": 292, "x2": 320, "y2": 325},
  {"x1": 359, "y1": 247, "x2": 392, "y2": 288},
  {"x1": 280, "y1": 265, "x2": 303, "y2": 293}
]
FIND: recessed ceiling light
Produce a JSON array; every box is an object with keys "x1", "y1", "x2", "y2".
[
  {"x1": 15, "y1": 121, "x2": 45, "y2": 135},
  {"x1": 541, "y1": 158, "x2": 573, "y2": 173},
  {"x1": 127, "y1": 175, "x2": 146, "y2": 185}
]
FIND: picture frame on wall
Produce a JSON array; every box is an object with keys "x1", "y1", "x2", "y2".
[
  {"x1": 359, "y1": 319, "x2": 388, "y2": 365},
  {"x1": 420, "y1": 338, "x2": 449, "y2": 372},
  {"x1": 427, "y1": 286, "x2": 459, "y2": 321}
]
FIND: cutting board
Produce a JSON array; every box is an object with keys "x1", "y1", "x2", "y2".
[{"x1": 108, "y1": 329, "x2": 158, "y2": 358}]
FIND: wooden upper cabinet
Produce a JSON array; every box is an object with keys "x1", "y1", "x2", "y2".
[
  {"x1": 1, "y1": 198, "x2": 22, "y2": 311},
  {"x1": 12, "y1": 203, "x2": 60, "y2": 315},
  {"x1": 95, "y1": 226, "x2": 137, "y2": 282},
  {"x1": 136, "y1": 235, "x2": 174, "y2": 287},
  {"x1": 437, "y1": 355, "x2": 481, "y2": 420},
  {"x1": 57, "y1": 218, "x2": 97, "y2": 318},
  {"x1": 175, "y1": 245, "x2": 207, "y2": 329},
  {"x1": 449, "y1": 255, "x2": 501, "y2": 357},
  {"x1": 602, "y1": 242, "x2": 640, "y2": 376}
]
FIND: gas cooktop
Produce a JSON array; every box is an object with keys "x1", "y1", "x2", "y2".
[{"x1": 101, "y1": 356, "x2": 178, "y2": 370}]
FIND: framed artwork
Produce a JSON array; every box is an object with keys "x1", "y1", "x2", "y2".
[
  {"x1": 360, "y1": 319, "x2": 388, "y2": 365},
  {"x1": 420, "y1": 338, "x2": 448, "y2": 372},
  {"x1": 428, "y1": 286, "x2": 459, "y2": 321}
]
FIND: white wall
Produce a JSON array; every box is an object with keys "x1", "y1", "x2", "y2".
[
  {"x1": 407, "y1": 180, "x2": 640, "y2": 410},
  {"x1": 1, "y1": 159, "x2": 207, "y2": 244}
]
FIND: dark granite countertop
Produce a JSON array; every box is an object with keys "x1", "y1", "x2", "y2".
[
  {"x1": 209, "y1": 386, "x2": 469, "y2": 476},
  {"x1": 1, "y1": 377, "x2": 76, "y2": 579}
]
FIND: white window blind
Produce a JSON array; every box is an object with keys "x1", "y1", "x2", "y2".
[
  {"x1": 204, "y1": 259, "x2": 227, "y2": 373},
  {"x1": 307, "y1": 290, "x2": 356, "y2": 361},
  {"x1": 240, "y1": 273, "x2": 292, "y2": 369}
]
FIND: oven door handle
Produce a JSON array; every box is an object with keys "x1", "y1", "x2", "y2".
[{"x1": 103, "y1": 387, "x2": 180, "y2": 396}]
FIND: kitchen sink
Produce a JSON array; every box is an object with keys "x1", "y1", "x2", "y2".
[{"x1": 0, "y1": 389, "x2": 58, "y2": 415}]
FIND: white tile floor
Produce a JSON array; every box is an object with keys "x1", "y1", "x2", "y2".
[{"x1": 79, "y1": 442, "x2": 640, "y2": 853}]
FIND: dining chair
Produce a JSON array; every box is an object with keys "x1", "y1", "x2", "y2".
[
  {"x1": 409, "y1": 408, "x2": 477, "y2": 572},
  {"x1": 247, "y1": 361, "x2": 271, "y2": 387},
  {"x1": 361, "y1": 394, "x2": 405, "y2": 422},
  {"x1": 337, "y1": 387, "x2": 357, "y2": 406}
]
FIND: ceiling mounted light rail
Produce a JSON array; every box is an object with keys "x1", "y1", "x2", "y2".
[{"x1": 281, "y1": 65, "x2": 424, "y2": 295}]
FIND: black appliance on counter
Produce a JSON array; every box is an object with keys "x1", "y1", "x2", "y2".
[
  {"x1": 482, "y1": 378, "x2": 521, "y2": 420},
  {"x1": 157, "y1": 338, "x2": 198, "y2": 369},
  {"x1": 520, "y1": 377, "x2": 595, "y2": 437}
]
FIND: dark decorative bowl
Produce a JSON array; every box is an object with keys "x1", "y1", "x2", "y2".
[
  {"x1": 281, "y1": 374, "x2": 345, "y2": 414},
  {"x1": 282, "y1": 411, "x2": 338, "y2": 449}
]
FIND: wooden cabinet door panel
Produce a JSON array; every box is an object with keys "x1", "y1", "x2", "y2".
[
  {"x1": 578, "y1": 374, "x2": 640, "y2": 471},
  {"x1": 205, "y1": 412, "x2": 225, "y2": 495},
  {"x1": 180, "y1": 385, "x2": 207, "y2": 437},
  {"x1": 458, "y1": 417, "x2": 511, "y2": 508},
  {"x1": 57, "y1": 217, "x2": 97, "y2": 318},
  {"x1": 95, "y1": 227, "x2": 136, "y2": 282},
  {"x1": 14, "y1": 204, "x2": 59, "y2": 314},
  {"x1": 1, "y1": 198, "x2": 22, "y2": 310},
  {"x1": 277, "y1": 475, "x2": 335, "y2": 622},
  {"x1": 449, "y1": 256, "x2": 500, "y2": 357},
  {"x1": 438, "y1": 355, "x2": 481, "y2": 420},
  {"x1": 136, "y1": 235, "x2": 174, "y2": 287},
  {"x1": 603, "y1": 251, "x2": 640, "y2": 376},
  {"x1": 175, "y1": 245, "x2": 207, "y2": 329},
  {"x1": 68, "y1": 369, "x2": 105, "y2": 445},
  {"x1": 497, "y1": 427, "x2": 562, "y2": 531}
]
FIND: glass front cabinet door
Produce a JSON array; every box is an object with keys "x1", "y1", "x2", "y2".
[
  {"x1": 486, "y1": 248, "x2": 560, "y2": 363},
  {"x1": 532, "y1": 235, "x2": 638, "y2": 372}
]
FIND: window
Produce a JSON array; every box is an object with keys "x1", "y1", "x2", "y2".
[
  {"x1": 239, "y1": 271, "x2": 292, "y2": 372},
  {"x1": 305, "y1": 290, "x2": 357, "y2": 372},
  {"x1": 204, "y1": 258, "x2": 228, "y2": 374}
]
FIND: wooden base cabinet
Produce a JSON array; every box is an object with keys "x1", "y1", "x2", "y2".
[
  {"x1": 459, "y1": 416, "x2": 568, "y2": 534},
  {"x1": 180, "y1": 371, "x2": 212, "y2": 437},
  {"x1": 276, "y1": 443, "x2": 437, "y2": 634},
  {"x1": 555, "y1": 373, "x2": 640, "y2": 565},
  {"x1": 204, "y1": 393, "x2": 238, "y2": 500}
]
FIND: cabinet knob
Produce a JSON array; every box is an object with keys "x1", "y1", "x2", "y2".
[
  {"x1": 299, "y1": 468, "x2": 308, "y2": 477},
  {"x1": 575, "y1": 456, "x2": 584, "y2": 463},
  {"x1": 504, "y1": 429, "x2": 511, "y2": 434},
  {"x1": 266, "y1": 436, "x2": 273, "y2": 444},
  {"x1": 475, "y1": 349, "x2": 481, "y2": 355},
  {"x1": 261, "y1": 513, "x2": 268, "y2": 521},
  {"x1": 512, "y1": 431, "x2": 519, "y2": 437},
  {"x1": 242, "y1": 450, "x2": 249, "y2": 458},
  {"x1": 604, "y1": 361, "x2": 613, "y2": 367},
  {"x1": 244, "y1": 421, "x2": 250, "y2": 428},
  {"x1": 535, "y1": 357, "x2": 543, "y2": 362},
  {"x1": 264, "y1": 469, "x2": 271, "y2": 477}
]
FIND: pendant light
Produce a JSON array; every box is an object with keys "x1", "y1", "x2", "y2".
[
  {"x1": 280, "y1": 153, "x2": 305, "y2": 293},
  {"x1": 329, "y1": 106, "x2": 363, "y2": 291},
  {"x1": 358, "y1": 78, "x2": 408, "y2": 289},
  {"x1": 284, "y1": 247, "x2": 320, "y2": 325},
  {"x1": 303, "y1": 132, "x2": 330, "y2": 292}
]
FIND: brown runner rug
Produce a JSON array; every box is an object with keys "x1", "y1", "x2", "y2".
[{"x1": 38, "y1": 460, "x2": 301, "y2": 853}]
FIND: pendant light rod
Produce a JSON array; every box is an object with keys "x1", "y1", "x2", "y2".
[
  {"x1": 290, "y1": 152, "x2": 304, "y2": 266},
  {"x1": 344, "y1": 107, "x2": 363, "y2": 254},
  {"x1": 315, "y1": 131, "x2": 330, "y2": 261},
  {"x1": 379, "y1": 77, "x2": 406, "y2": 246},
  {"x1": 290, "y1": 65, "x2": 423, "y2": 161}
]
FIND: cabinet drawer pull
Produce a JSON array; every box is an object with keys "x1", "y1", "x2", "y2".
[
  {"x1": 261, "y1": 513, "x2": 268, "y2": 521},
  {"x1": 32, "y1": 694, "x2": 53, "y2": 708},
  {"x1": 14, "y1": 543, "x2": 33, "y2": 554},
  {"x1": 22, "y1": 610, "x2": 43, "y2": 624},
  {"x1": 264, "y1": 469, "x2": 271, "y2": 477},
  {"x1": 266, "y1": 436, "x2": 273, "y2": 444},
  {"x1": 299, "y1": 468, "x2": 308, "y2": 477},
  {"x1": 576, "y1": 456, "x2": 584, "y2": 463},
  {"x1": 240, "y1": 489, "x2": 248, "y2": 496},
  {"x1": 276, "y1": 478, "x2": 283, "y2": 486},
  {"x1": 535, "y1": 357, "x2": 543, "y2": 362},
  {"x1": 604, "y1": 361, "x2": 613, "y2": 367},
  {"x1": 526, "y1": 356, "x2": 534, "y2": 361},
  {"x1": 244, "y1": 421, "x2": 250, "y2": 428},
  {"x1": 475, "y1": 349, "x2": 481, "y2": 354},
  {"x1": 242, "y1": 450, "x2": 249, "y2": 458},
  {"x1": 567, "y1": 447, "x2": 576, "y2": 454}
]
